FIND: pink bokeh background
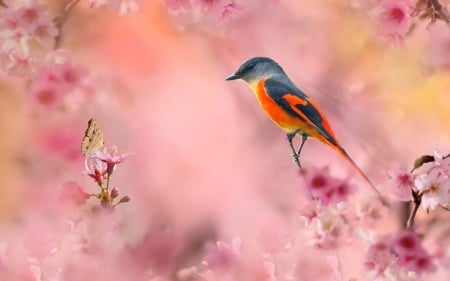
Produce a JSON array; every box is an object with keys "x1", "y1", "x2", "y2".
[{"x1": 0, "y1": 0, "x2": 450, "y2": 280}]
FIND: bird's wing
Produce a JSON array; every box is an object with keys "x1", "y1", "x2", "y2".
[{"x1": 264, "y1": 77, "x2": 338, "y2": 145}]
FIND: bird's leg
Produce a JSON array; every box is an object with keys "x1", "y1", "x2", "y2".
[
  {"x1": 287, "y1": 130, "x2": 302, "y2": 169},
  {"x1": 296, "y1": 133, "x2": 308, "y2": 157}
]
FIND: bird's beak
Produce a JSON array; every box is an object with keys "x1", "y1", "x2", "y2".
[{"x1": 225, "y1": 73, "x2": 240, "y2": 81}]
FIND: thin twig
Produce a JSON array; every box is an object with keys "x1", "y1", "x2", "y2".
[
  {"x1": 53, "y1": 0, "x2": 82, "y2": 47},
  {"x1": 430, "y1": 0, "x2": 450, "y2": 23},
  {"x1": 406, "y1": 190, "x2": 422, "y2": 229}
]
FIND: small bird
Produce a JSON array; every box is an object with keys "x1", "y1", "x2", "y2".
[{"x1": 226, "y1": 56, "x2": 381, "y2": 195}]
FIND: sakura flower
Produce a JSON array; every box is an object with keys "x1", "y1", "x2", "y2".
[
  {"x1": 387, "y1": 168, "x2": 414, "y2": 201},
  {"x1": 89, "y1": 0, "x2": 141, "y2": 16},
  {"x1": 202, "y1": 236, "x2": 241, "y2": 272},
  {"x1": 29, "y1": 79, "x2": 63, "y2": 108},
  {"x1": 303, "y1": 167, "x2": 355, "y2": 205},
  {"x1": 392, "y1": 231, "x2": 436, "y2": 274},
  {"x1": 302, "y1": 207, "x2": 350, "y2": 250},
  {"x1": 84, "y1": 154, "x2": 108, "y2": 186},
  {"x1": 431, "y1": 150, "x2": 450, "y2": 176},
  {"x1": 414, "y1": 169, "x2": 450, "y2": 210},
  {"x1": 167, "y1": 0, "x2": 243, "y2": 20},
  {"x1": 220, "y1": 1, "x2": 243, "y2": 19},
  {"x1": 392, "y1": 231, "x2": 423, "y2": 256},
  {"x1": 376, "y1": 0, "x2": 410, "y2": 43},
  {"x1": 96, "y1": 145, "x2": 132, "y2": 175},
  {"x1": 165, "y1": 0, "x2": 191, "y2": 10},
  {"x1": 364, "y1": 235, "x2": 396, "y2": 274},
  {"x1": 38, "y1": 61, "x2": 87, "y2": 93},
  {"x1": 354, "y1": 195, "x2": 385, "y2": 226},
  {"x1": 0, "y1": 1, "x2": 57, "y2": 76}
]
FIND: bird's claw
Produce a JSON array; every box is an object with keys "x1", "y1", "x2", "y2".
[{"x1": 292, "y1": 153, "x2": 302, "y2": 169}]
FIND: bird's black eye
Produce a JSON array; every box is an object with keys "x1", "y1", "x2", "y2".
[{"x1": 246, "y1": 63, "x2": 255, "y2": 71}]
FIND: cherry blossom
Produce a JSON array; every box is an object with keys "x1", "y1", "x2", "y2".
[
  {"x1": 202, "y1": 236, "x2": 241, "y2": 272},
  {"x1": 376, "y1": 0, "x2": 411, "y2": 43},
  {"x1": 96, "y1": 145, "x2": 132, "y2": 175},
  {"x1": 84, "y1": 154, "x2": 108, "y2": 186},
  {"x1": 387, "y1": 168, "x2": 414, "y2": 201},
  {"x1": 414, "y1": 169, "x2": 450, "y2": 211},
  {"x1": 392, "y1": 231, "x2": 436, "y2": 274},
  {"x1": 303, "y1": 167, "x2": 355, "y2": 205},
  {"x1": 89, "y1": 0, "x2": 141, "y2": 16},
  {"x1": 0, "y1": 1, "x2": 57, "y2": 76}
]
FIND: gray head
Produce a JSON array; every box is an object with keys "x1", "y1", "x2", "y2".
[{"x1": 226, "y1": 57, "x2": 285, "y2": 84}]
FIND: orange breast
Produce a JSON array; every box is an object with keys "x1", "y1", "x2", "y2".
[{"x1": 254, "y1": 79, "x2": 311, "y2": 134}]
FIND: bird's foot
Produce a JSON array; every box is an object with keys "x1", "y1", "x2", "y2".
[{"x1": 292, "y1": 153, "x2": 302, "y2": 169}]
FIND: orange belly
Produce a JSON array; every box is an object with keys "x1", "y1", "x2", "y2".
[{"x1": 252, "y1": 79, "x2": 311, "y2": 134}]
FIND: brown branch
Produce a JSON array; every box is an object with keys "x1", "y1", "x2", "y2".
[
  {"x1": 430, "y1": 0, "x2": 450, "y2": 23},
  {"x1": 407, "y1": 190, "x2": 422, "y2": 229},
  {"x1": 53, "y1": 0, "x2": 82, "y2": 47}
]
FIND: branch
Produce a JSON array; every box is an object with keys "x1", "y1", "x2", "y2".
[
  {"x1": 430, "y1": 0, "x2": 450, "y2": 23},
  {"x1": 406, "y1": 190, "x2": 422, "y2": 229},
  {"x1": 53, "y1": 0, "x2": 82, "y2": 47}
]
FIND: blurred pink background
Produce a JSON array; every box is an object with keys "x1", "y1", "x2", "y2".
[{"x1": 0, "y1": 0, "x2": 450, "y2": 280}]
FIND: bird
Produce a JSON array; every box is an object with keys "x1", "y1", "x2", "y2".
[{"x1": 226, "y1": 56, "x2": 382, "y2": 196}]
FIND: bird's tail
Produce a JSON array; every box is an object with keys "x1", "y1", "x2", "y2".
[{"x1": 334, "y1": 145, "x2": 385, "y2": 200}]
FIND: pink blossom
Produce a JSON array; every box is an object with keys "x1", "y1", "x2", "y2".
[
  {"x1": 0, "y1": 1, "x2": 57, "y2": 76},
  {"x1": 298, "y1": 203, "x2": 320, "y2": 224},
  {"x1": 354, "y1": 195, "x2": 384, "y2": 225},
  {"x1": 376, "y1": 0, "x2": 410, "y2": 43},
  {"x1": 302, "y1": 208, "x2": 349, "y2": 250},
  {"x1": 168, "y1": 0, "x2": 243, "y2": 20},
  {"x1": 220, "y1": 1, "x2": 243, "y2": 19},
  {"x1": 165, "y1": 0, "x2": 191, "y2": 10},
  {"x1": 303, "y1": 168, "x2": 355, "y2": 205},
  {"x1": 89, "y1": 0, "x2": 141, "y2": 16},
  {"x1": 29, "y1": 79, "x2": 63, "y2": 108},
  {"x1": 28, "y1": 61, "x2": 87, "y2": 110},
  {"x1": 85, "y1": 154, "x2": 108, "y2": 185},
  {"x1": 96, "y1": 145, "x2": 132, "y2": 175},
  {"x1": 202, "y1": 236, "x2": 241, "y2": 272},
  {"x1": 38, "y1": 61, "x2": 87, "y2": 93},
  {"x1": 364, "y1": 235, "x2": 396, "y2": 274},
  {"x1": 402, "y1": 251, "x2": 436, "y2": 275},
  {"x1": 392, "y1": 231, "x2": 422, "y2": 256},
  {"x1": 387, "y1": 168, "x2": 414, "y2": 201},
  {"x1": 414, "y1": 169, "x2": 450, "y2": 210},
  {"x1": 392, "y1": 231, "x2": 436, "y2": 274},
  {"x1": 431, "y1": 150, "x2": 450, "y2": 177}
]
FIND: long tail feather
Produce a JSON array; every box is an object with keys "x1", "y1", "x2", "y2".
[{"x1": 334, "y1": 145, "x2": 387, "y2": 203}]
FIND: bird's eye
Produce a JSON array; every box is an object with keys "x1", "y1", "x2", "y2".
[{"x1": 247, "y1": 63, "x2": 255, "y2": 71}]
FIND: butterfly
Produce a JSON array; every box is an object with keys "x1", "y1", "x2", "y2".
[{"x1": 81, "y1": 118, "x2": 104, "y2": 156}]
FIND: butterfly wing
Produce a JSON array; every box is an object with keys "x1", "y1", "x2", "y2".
[{"x1": 81, "y1": 118, "x2": 104, "y2": 156}]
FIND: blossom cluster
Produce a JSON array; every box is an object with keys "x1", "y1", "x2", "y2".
[
  {"x1": 365, "y1": 231, "x2": 435, "y2": 277},
  {"x1": 388, "y1": 150, "x2": 450, "y2": 211},
  {"x1": 89, "y1": 0, "x2": 141, "y2": 16},
  {"x1": 358, "y1": 0, "x2": 450, "y2": 44},
  {"x1": 302, "y1": 167, "x2": 356, "y2": 205},
  {"x1": 0, "y1": 1, "x2": 57, "y2": 76},
  {"x1": 29, "y1": 58, "x2": 88, "y2": 110},
  {"x1": 165, "y1": 0, "x2": 243, "y2": 20},
  {"x1": 84, "y1": 145, "x2": 132, "y2": 208}
]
